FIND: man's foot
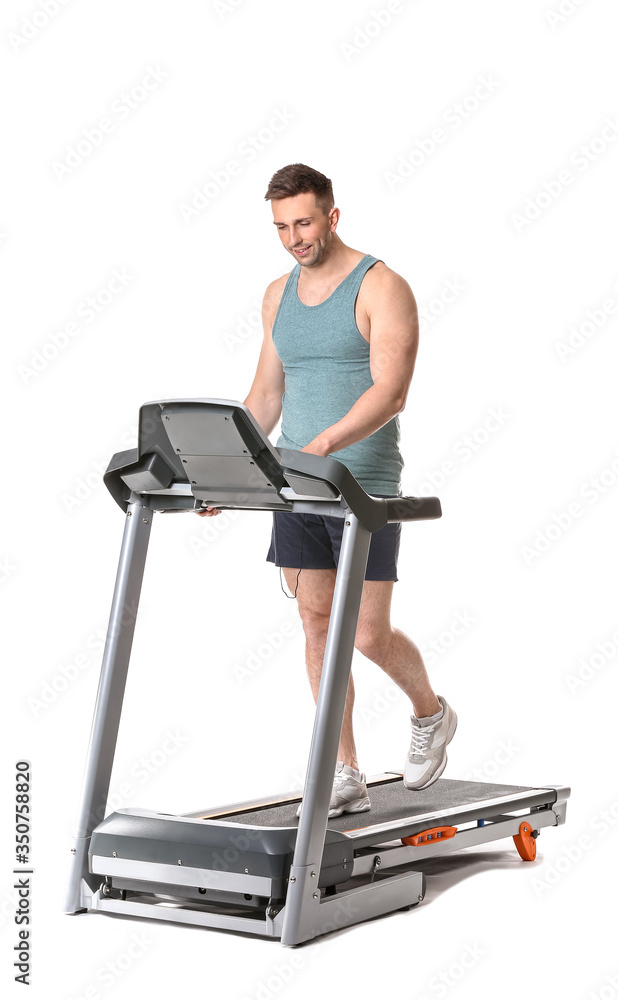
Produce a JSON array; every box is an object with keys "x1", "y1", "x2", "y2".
[
  {"x1": 296, "y1": 762, "x2": 371, "y2": 818},
  {"x1": 404, "y1": 696, "x2": 457, "y2": 790}
]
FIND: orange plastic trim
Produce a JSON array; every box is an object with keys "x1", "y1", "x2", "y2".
[
  {"x1": 513, "y1": 821, "x2": 537, "y2": 861},
  {"x1": 401, "y1": 825, "x2": 457, "y2": 847}
]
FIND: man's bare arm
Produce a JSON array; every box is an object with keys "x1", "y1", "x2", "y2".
[
  {"x1": 243, "y1": 279, "x2": 286, "y2": 435},
  {"x1": 301, "y1": 269, "x2": 419, "y2": 456}
]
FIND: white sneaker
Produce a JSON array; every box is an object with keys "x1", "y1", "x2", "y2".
[
  {"x1": 404, "y1": 696, "x2": 457, "y2": 790},
  {"x1": 296, "y1": 762, "x2": 371, "y2": 818}
]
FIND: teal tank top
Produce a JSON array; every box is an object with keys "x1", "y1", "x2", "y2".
[{"x1": 272, "y1": 253, "x2": 403, "y2": 495}]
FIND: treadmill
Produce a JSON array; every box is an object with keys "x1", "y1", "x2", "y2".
[{"x1": 63, "y1": 398, "x2": 570, "y2": 946}]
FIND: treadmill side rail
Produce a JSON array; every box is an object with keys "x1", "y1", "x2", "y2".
[{"x1": 351, "y1": 797, "x2": 566, "y2": 877}]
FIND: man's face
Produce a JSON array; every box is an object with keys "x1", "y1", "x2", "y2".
[{"x1": 271, "y1": 192, "x2": 337, "y2": 267}]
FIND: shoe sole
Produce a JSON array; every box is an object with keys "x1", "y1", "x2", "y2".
[
  {"x1": 403, "y1": 711, "x2": 458, "y2": 790},
  {"x1": 328, "y1": 796, "x2": 371, "y2": 818},
  {"x1": 297, "y1": 796, "x2": 371, "y2": 820}
]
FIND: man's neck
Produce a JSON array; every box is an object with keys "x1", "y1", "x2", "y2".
[{"x1": 299, "y1": 237, "x2": 362, "y2": 283}]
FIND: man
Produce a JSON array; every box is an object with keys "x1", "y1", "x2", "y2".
[{"x1": 199, "y1": 163, "x2": 456, "y2": 817}]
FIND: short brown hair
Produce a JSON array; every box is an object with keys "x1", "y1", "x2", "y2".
[{"x1": 264, "y1": 163, "x2": 334, "y2": 215}]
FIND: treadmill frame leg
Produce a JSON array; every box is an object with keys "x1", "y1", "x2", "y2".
[{"x1": 63, "y1": 495, "x2": 153, "y2": 914}]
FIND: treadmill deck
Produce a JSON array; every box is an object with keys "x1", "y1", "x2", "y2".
[{"x1": 191, "y1": 777, "x2": 555, "y2": 848}]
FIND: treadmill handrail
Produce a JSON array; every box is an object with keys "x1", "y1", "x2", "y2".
[
  {"x1": 102, "y1": 398, "x2": 442, "y2": 532},
  {"x1": 277, "y1": 449, "x2": 442, "y2": 528}
]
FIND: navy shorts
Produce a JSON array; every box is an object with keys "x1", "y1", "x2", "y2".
[{"x1": 266, "y1": 494, "x2": 402, "y2": 582}]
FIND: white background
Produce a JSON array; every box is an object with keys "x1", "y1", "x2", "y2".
[{"x1": 2, "y1": 0, "x2": 617, "y2": 997}]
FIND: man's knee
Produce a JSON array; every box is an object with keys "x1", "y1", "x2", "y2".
[
  {"x1": 355, "y1": 625, "x2": 393, "y2": 661},
  {"x1": 301, "y1": 608, "x2": 331, "y2": 641}
]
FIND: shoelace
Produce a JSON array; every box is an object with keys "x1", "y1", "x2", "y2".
[
  {"x1": 333, "y1": 771, "x2": 354, "y2": 787},
  {"x1": 408, "y1": 723, "x2": 435, "y2": 759}
]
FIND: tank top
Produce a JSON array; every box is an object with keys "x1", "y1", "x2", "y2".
[{"x1": 272, "y1": 253, "x2": 403, "y2": 495}]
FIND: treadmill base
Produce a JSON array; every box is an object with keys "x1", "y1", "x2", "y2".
[{"x1": 74, "y1": 777, "x2": 569, "y2": 945}]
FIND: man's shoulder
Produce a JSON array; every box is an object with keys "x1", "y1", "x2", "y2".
[
  {"x1": 267, "y1": 269, "x2": 294, "y2": 293},
  {"x1": 366, "y1": 258, "x2": 407, "y2": 284},
  {"x1": 361, "y1": 259, "x2": 414, "y2": 301},
  {"x1": 262, "y1": 270, "x2": 293, "y2": 318}
]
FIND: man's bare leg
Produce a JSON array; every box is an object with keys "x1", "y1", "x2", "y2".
[
  {"x1": 355, "y1": 580, "x2": 441, "y2": 721},
  {"x1": 282, "y1": 567, "x2": 360, "y2": 769},
  {"x1": 282, "y1": 570, "x2": 440, "y2": 770}
]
